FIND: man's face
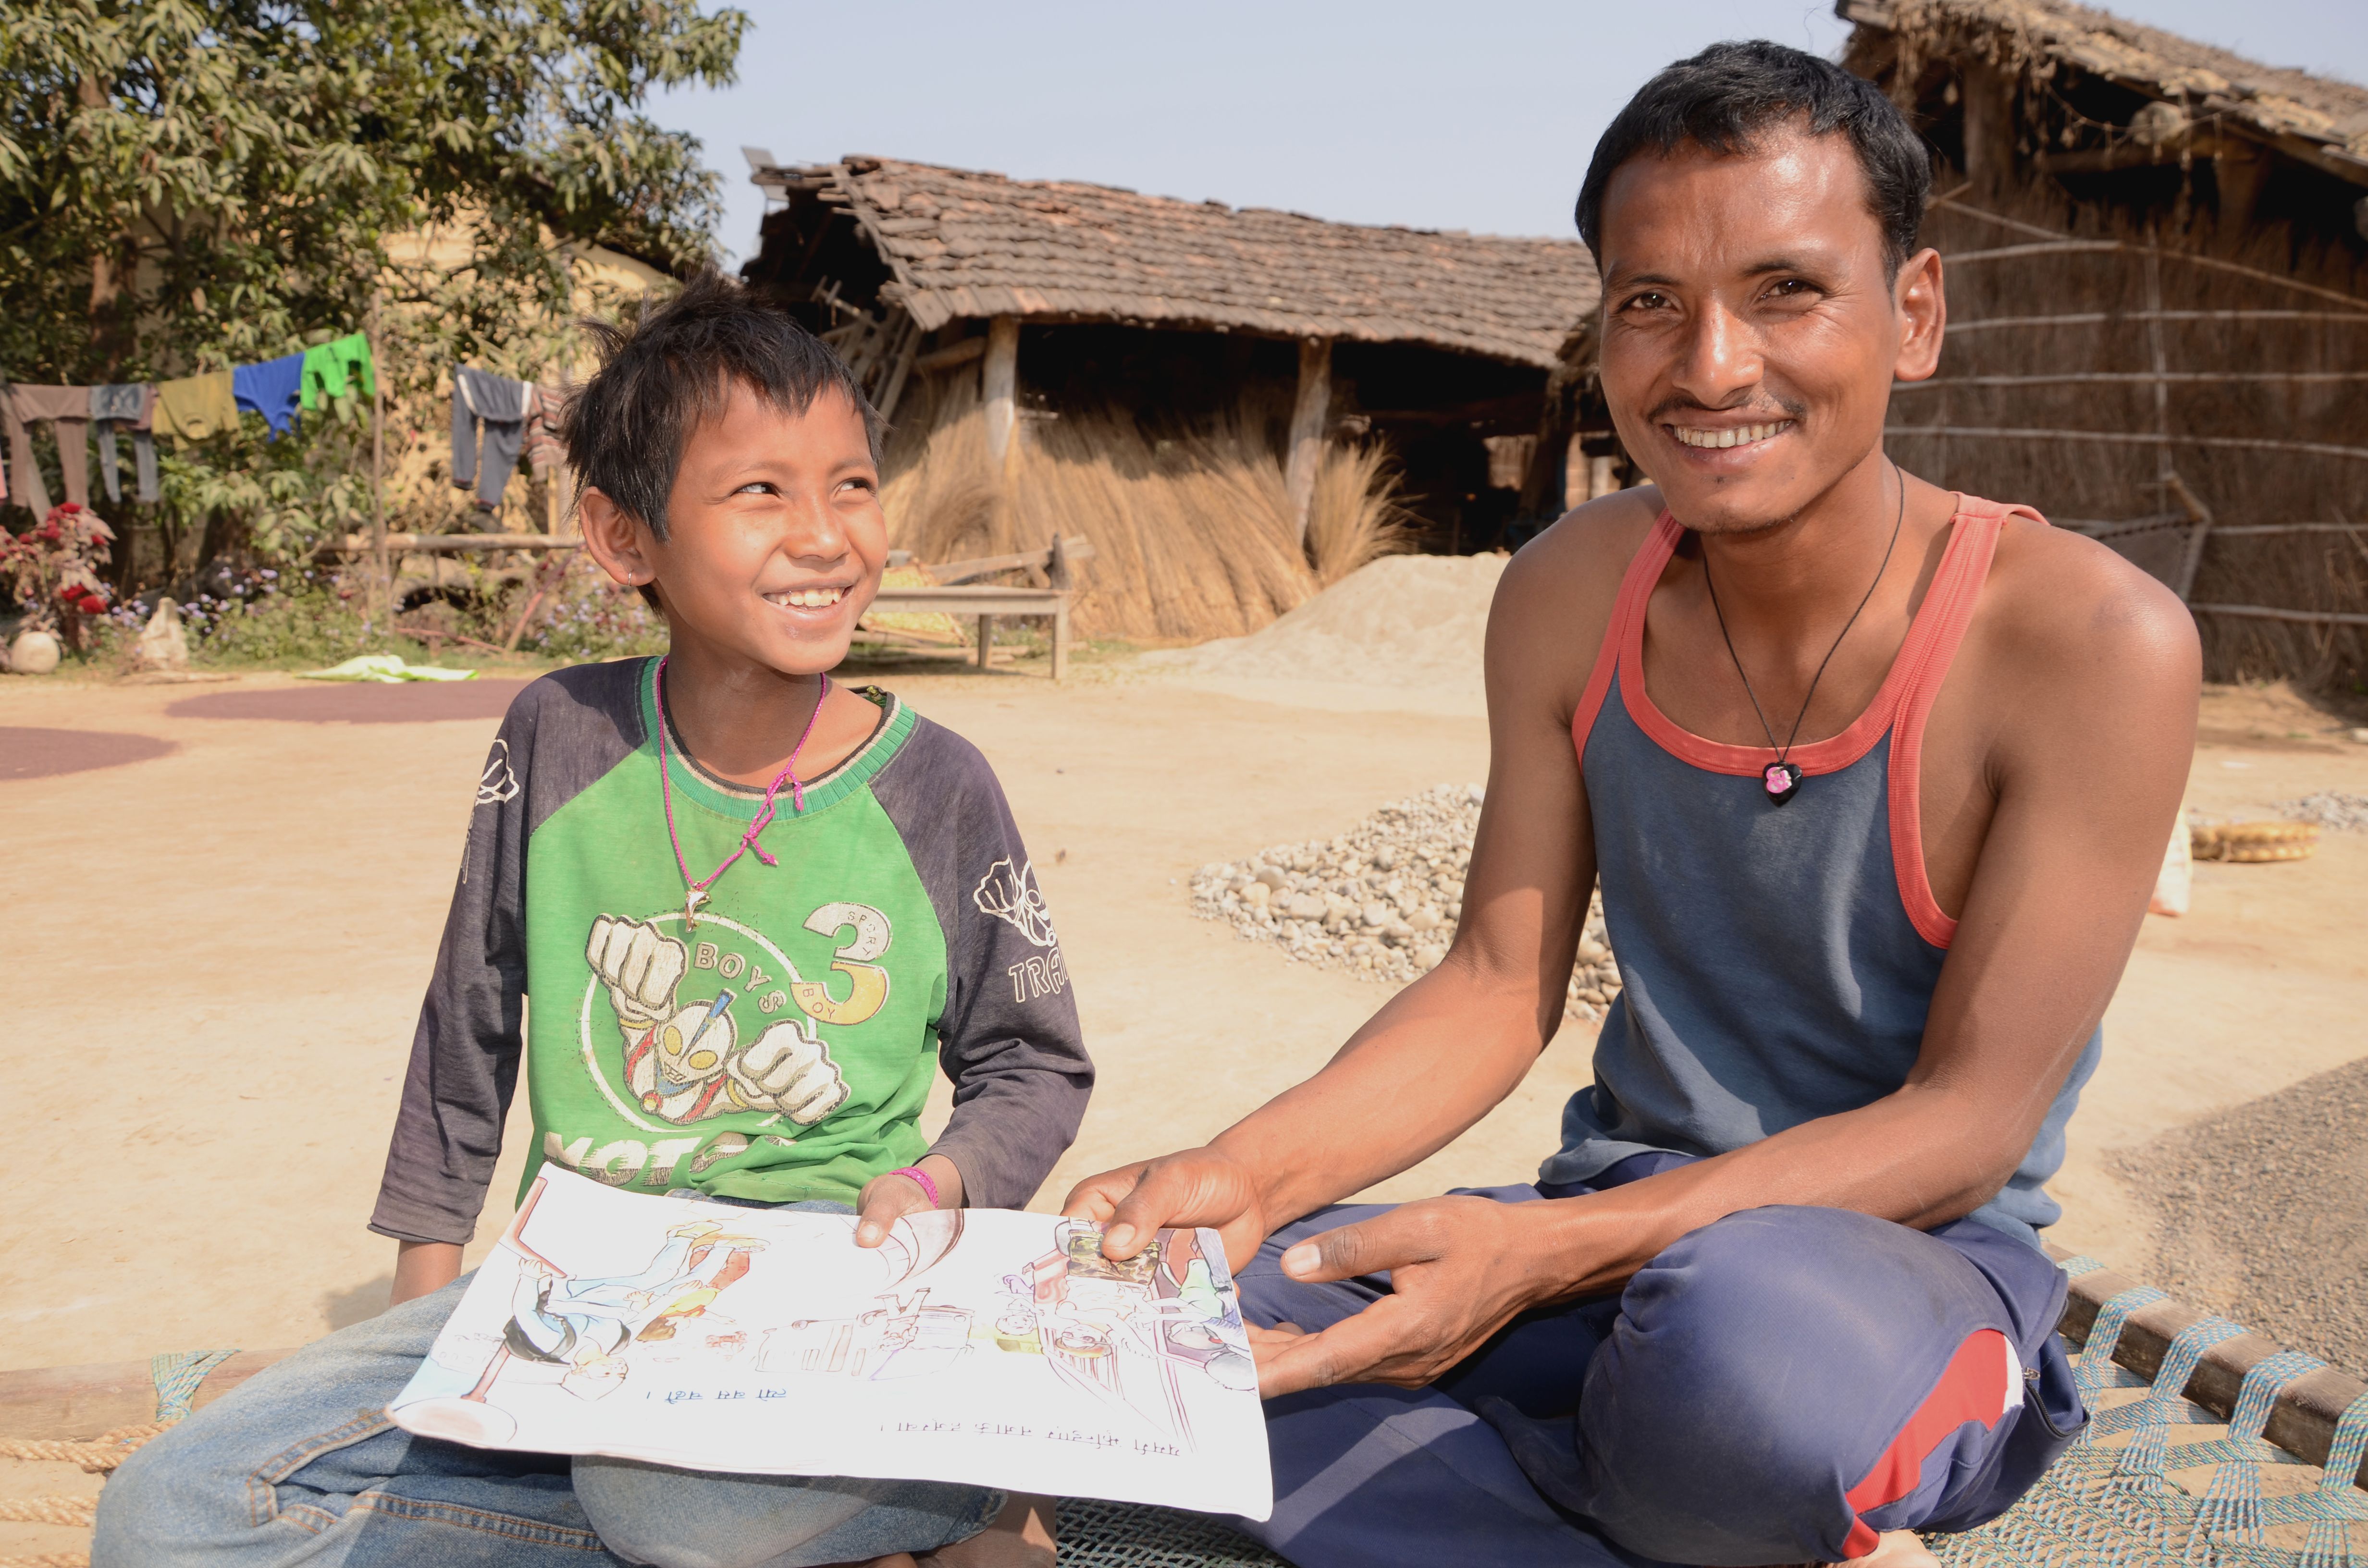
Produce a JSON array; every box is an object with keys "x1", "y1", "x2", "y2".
[
  {"x1": 634, "y1": 381, "x2": 887, "y2": 674},
  {"x1": 1594, "y1": 124, "x2": 1941, "y2": 534}
]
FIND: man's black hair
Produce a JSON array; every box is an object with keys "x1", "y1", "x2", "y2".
[
  {"x1": 1575, "y1": 40, "x2": 1932, "y2": 275},
  {"x1": 563, "y1": 269, "x2": 884, "y2": 562}
]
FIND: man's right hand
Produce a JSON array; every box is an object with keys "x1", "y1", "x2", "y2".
[{"x1": 1061, "y1": 1147, "x2": 1270, "y2": 1272}]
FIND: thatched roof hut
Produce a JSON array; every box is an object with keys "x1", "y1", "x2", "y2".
[
  {"x1": 1834, "y1": 0, "x2": 2368, "y2": 689},
  {"x1": 739, "y1": 155, "x2": 1601, "y2": 563}
]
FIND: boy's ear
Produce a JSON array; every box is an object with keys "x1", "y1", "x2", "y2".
[{"x1": 579, "y1": 487, "x2": 658, "y2": 591}]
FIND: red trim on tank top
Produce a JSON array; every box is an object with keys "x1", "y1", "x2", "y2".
[{"x1": 1570, "y1": 495, "x2": 2040, "y2": 952}]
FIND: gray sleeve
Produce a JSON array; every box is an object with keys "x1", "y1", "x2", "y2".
[
  {"x1": 368, "y1": 662, "x2": 642, "y2": 1245},
  {"x1": 869, "y1": 716, "x2": 1093, "y2": 1210},
  {"x1": 367, "y1": 723, "x2": 528, "y2": 1245}
]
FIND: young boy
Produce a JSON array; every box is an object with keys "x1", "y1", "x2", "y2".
[{"x1": 96, "y1": 273, "x2": 1091, "y2": 1568}]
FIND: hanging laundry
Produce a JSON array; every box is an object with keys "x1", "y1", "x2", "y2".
[
  {"x1": 90, "y1": 384, "x2": 159, "y2": 505},
  {"x1": 301, "y1": 332, "x2": 377, "y2": 420},
  {"x1": 153, "y1": 370, "x2": 238, "y2": 447},
  {"x1": 233, "y1": 353, "x2": 307, "y2": 438},
  {"x1": 3, "y1": 383, "x2": 96, "y2": 515},
  {"x1": 451, "y1": 365, "x2": 531, "y2": 511},
  {"x1": 523, "y1": 384, "x2": 569, "y2": 479}
]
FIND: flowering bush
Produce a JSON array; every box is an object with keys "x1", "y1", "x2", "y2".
[{"x1": 0, "y1": 503, "x2": 115, "y2": 633}]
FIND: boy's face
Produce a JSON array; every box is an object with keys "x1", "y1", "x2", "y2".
[{"x1": 589, "y1": 380, "x2": 886, "y2": 676}]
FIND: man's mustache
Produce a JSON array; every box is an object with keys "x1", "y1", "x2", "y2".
[{"x1": 1642, "y1": 393, "x2": 1809, "y2": 424}]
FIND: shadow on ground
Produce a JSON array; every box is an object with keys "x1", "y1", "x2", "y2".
[{"x1": 321, "y1": 1274, "x2": 397, "y2": 1332}]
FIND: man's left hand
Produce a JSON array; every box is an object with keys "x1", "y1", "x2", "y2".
[{"x1": 1249, "y1": 1194, "x2": 1577, "y2": 1397}]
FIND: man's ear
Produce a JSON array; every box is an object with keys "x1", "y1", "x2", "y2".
[
  {"x1": 1891, "y1": 247, "x2": 1947, "y2": 384},
  {"x1": 579, "y1": 487, "x2": 659, "y2": 591}
]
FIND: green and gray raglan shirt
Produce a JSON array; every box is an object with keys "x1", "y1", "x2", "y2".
[{"x1": 369, "y1": 658, "x2": 1092, "y2": 1246}]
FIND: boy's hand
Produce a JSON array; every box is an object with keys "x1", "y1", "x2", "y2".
[{"x1": 854, "y1": 1154, "x2": 962, "y2": 1248}]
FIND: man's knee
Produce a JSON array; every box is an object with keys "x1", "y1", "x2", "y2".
[
  {"x1": 1579, "y1": 1206, "x2": 2013, "y2": 1564},
  {"x1": 92, "y1": 1418, "x2": 254, "y2": 1566}
]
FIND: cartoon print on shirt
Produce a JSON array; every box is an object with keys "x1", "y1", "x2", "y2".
[
  {"x1": 584, "y1": 910, "x2": 882, "y2": 1128},
  {"x1": 974, "y1": 858, "x2": 1057, "y2": 948},
  {"x1": 476, "y1": 739, "x2": 520, "y2": 806}
]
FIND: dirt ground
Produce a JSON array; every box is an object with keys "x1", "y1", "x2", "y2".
[{"x1": 1, "y1": 660, "x2": 2362, "y2": 1381}]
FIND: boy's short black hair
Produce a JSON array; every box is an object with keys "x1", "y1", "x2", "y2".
[
  {"x1": 564, "y1": 269, "x2": 884, "y2": 555},
  {"x1": 1575, "y1": 40, "x2": 1932, "y2": 276}
]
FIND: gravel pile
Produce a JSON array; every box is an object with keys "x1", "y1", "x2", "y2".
[
  {"x1": 2112, "y1": 1055, "x2": 2368, "y2": 1380},
  {"x1": 2279, "y1": 791, "x2": 2368, "y2": 831},
  {"x1": 1144, "y1": 554, "x2": 1508, "y2": 696},
  {"x1": 1188, "y1": 783, "x2": 1621, "y2": 1020}
]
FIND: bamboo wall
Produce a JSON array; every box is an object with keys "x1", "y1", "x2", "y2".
[{"x1": 1890, "y1": 195, "x2": 2368, "y2": 690}]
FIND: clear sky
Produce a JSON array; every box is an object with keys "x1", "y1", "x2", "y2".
[{"x1": 651, "y1": 0, "x2": 2368, "y2": 262}]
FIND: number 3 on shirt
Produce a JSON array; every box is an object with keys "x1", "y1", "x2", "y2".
[{"x1": 791, "y1": 902, "x2": 892, "y2": 1026}]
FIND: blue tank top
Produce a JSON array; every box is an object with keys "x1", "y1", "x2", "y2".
[{"x1": 1539, "y1": 498, "x2": 2100, "y2": 1248}]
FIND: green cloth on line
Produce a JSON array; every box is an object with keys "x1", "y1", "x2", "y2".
[
  {"x1": 298, "y1": 654, "x2": 476, "y2": 683},
  {"x1": 300, "y1": 332, "x2": 376, "y2": 411}
]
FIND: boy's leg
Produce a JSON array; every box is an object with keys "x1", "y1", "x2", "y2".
[
  {"x1": 93, "y1": 1274, "x2": 623, "y2": 1568},
  {"x1": 573, "y1": 1458, "x2": 1001, "y2": 1568},
  {"x1": 1229, "y1": 1194, "x2": 1648, "y2": 1568},
  {"x1": 1506, "y1": 1204, "x2": 2082, "y2": 1566}
]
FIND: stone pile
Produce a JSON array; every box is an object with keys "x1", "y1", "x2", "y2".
[
  {"x1": 2279, "y1": 791, "x2": 2368, "y2": 832},
  {"x1": 1188, "y1": 783, "x2": 1623, "y2": 1021}
]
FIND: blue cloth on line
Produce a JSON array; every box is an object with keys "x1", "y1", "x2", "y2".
[{"x1": 232, "y1": 354, "x2": 306, "y2": 438}]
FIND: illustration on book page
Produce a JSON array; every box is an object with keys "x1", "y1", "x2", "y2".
[{"x1": 389, "y1": 1165, "x2": 1272, "y2": 1519}]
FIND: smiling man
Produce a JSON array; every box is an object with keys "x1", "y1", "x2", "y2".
[{"x1": 1064, "y1": 41, "x2": 2199, "y2": 1568}]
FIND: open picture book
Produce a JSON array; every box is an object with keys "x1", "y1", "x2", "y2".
[{"x1": 390, "y1": 1165, "x2": 1274, "y2": 1519}]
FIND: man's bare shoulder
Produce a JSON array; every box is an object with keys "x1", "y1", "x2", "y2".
[
  {"x1": 1487, "y1": 488, "x2": 1665, "y2": 721},
  {"x1": 1973, "y1": 514, "x2": 2201, "y2": 693},
  {"x1": 1496, "y1": 487, "x2": 1664, "y2": 621}
]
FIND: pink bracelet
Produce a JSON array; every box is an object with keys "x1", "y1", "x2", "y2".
[{"x1": 888, "y1": 1165, "x2": 940, "y2": 1207}]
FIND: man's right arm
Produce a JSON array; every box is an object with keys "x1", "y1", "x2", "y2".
[{"x1": 1064, "y1": 493, "x2": 1654, "y2": 1266}]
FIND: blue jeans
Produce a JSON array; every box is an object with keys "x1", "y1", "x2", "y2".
[
  {"x1": 95, "y1": 1222, "x2": 1002, "y2": 1567},
  {"x1": 1232, "y1": 1156, "x2": 2086, "y2": 1568}
]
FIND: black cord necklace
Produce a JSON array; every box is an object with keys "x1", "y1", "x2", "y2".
[{"x1": 1701, "y1": 463, "x2": 1905, "y2": 806}]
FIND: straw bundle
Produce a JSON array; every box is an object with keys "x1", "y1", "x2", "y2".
[
  {"x1": 880, "y1": 380, "x2": 1413, "y2": 641},
  {"x1": 1305, "y1": 442, "x2": 1419, "y2": 586},
  {"x1": 1886, "y1": 189, "x2": 2368, "y2": 690}
]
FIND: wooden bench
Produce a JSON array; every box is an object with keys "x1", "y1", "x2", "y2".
[{"x1": 864, "y1": 533, "x2": 1096, "y2": 681}]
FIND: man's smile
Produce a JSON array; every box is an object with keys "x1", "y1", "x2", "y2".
[{"x1": 1666, "y1": 419, "x2": 1795, "y2": 451}]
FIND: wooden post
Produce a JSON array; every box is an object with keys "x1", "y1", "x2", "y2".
[
  {"x1": 1960, "y1": 63, "x2": 2016, "y2": 191},
  {"x1": 982, "y1": 316, "x2": 1020, "y2": 469},
  {"x1": 370, "y1": 289, "x2": 389, "y2": 623},
  {"x1": 975, "y1": 612, "x2": 994, "y2": 669},
  {"x1": 1285, "y1": 337, "x2": 1332, "y2": 545},
  {"x1": 2213, "y1": 140, "x2": 2272, "y2": 241},
  {"x1": 1050, "y1": 597, "x2": 1070, "y2": 682}
]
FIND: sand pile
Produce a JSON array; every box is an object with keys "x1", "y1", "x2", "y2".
[
  {"x1": 1144, "y1": 553, "x2": 1508, "y2": 700},
  {"x1": 1189, "y1": 784, "x2": 1621, "y2": 1021}
]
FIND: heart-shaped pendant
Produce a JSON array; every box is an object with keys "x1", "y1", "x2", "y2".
[{"x1": 1763, "y1": 761, "x2": 1802, "y2": 805}]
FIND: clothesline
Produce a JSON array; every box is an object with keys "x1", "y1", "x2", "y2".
[
  {"x1": 3, "y1": 341, "x2": 564, "y2": 524},
  {"x1": 0, "y1": 331, "x2": 377, "y2": 518}
]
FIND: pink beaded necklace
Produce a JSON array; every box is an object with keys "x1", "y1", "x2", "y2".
[{"x1": 654, "y1": 655, "x2": 829, "y2": 931}]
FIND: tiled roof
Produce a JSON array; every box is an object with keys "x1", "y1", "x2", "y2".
[
  {"x1": 751, "y1": 157, "x2": 1601, "y2": 369},
  {"x1": 1841, "y1": 0, "x2": 2368, "y2": 179}
]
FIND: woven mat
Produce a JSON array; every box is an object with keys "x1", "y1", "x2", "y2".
[
  {"x1": 1928, "y1": 1271, "x2": 2368, "y2": 1567},
  {"x1": 1057, "y1": 1498, "x2": 1283, "y2": 1567}
]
